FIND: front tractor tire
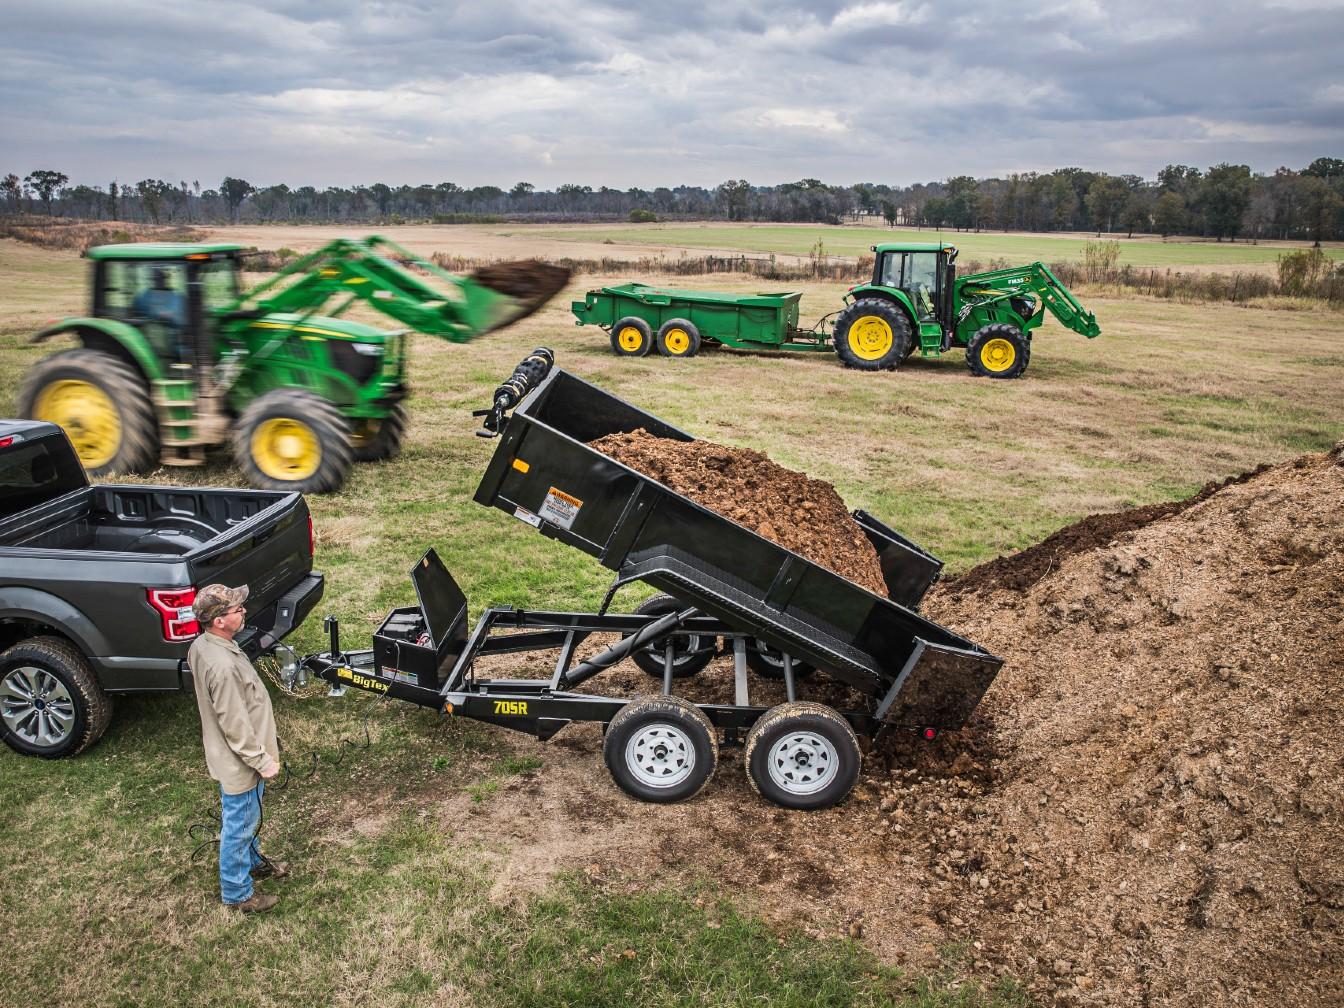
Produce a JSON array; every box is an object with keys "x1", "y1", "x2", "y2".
[
  {"x1": 233, "y1": 390, "x2": 353, "y2": 494},
  {"x1": 349, "y1": 404, "x2": 408, "y2": 462},
  {"x1": 833, "y1": 299, "x2": 912, "y2": 371},
  {"x1": 610, "y1": 316, "x2": 653, "y2": 357},
  {"x1": 18, "y1": 349, "x2": 159, "y2": 476},
  {"x1": 966, "y1": 323, "x2": 1030, "y2": 379}
]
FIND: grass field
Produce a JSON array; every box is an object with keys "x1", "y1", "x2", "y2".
[{"x1": 0, "y1": 233, "x2": 1341, "y2": 1006}]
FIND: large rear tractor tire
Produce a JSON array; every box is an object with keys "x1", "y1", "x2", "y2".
[
  {"x1": 744, "y1": 701, "x2": 860, "y2": 810},
  {"x1": 603, "y1": 695, "x2": 718, "y2": 803},
  {"x1": 18, "y1": 349, "x2": 159, "y2": 476},
  {"x1": 610, "y1": 317, "x2": 653, "y2": 357},
  {"x1": 349, "y1": 404, "x2": 408, "y2": 462},
  {"x1": 966, "y1": 323, "x2": 1030, "y2": 379},
  {"x1": 233, "y1": 390, "x2": 353, "y2": 493},
  {"x1": 655, "y1": 318, "x2": 701, "y2": 358},
  {"x1": 833, "y1": 299, "x2": 912, "y2": 371},
  {"x1": 0, "y1": 637, "x2": 112, "y2": 759}
]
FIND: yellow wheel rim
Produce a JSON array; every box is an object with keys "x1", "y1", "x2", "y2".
[
  {"x1": 251, "y1": 418, "x2": 321, "y2": 481},
  {"x1": 848, "y1": 316, "x2": 894, "y2": 361},
  {"x1": 32, "y1": 380, "x2": 121, "y2": 470},
  {"x1": 616, "y1": 325, "x2": 645, "y2": 353},
  {"x1": 663, "y1": 327, "x2": 691, "y2": 355},
  {"x1": 980, "y1": 337, "x2": 1017, "y2": 372}
]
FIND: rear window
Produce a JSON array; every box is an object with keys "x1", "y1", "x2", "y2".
[{"x1": 0, "y1": 435, "x2": 89, "y2": 520}]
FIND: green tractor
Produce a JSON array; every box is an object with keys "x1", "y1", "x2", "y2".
[
  {"x1": 19, "y1": 236, "x2": 569, "y2": 492},
  {"x1": 832, "y1": 242, "x2": 1101, "y2": 377}
]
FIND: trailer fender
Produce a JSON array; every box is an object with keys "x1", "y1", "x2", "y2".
[
  {"x1": 31, "y1": 318, "x2": 164, "y2": 384},
  {"x1": 0, "y1": 586, "x2": 113, "y2": 663}
]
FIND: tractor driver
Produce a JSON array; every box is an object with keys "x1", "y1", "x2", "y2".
[{"x1": 132, "y1": 266, "x2": 187, "y2": 330}]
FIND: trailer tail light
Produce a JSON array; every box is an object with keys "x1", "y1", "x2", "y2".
[
  {"x1": 307, "y1": 515, "x2": 314, "y2": 556},
  {"x1": 148, "y1": 588, "x2": 199, "y2": 641},
  {"x1": 922, "y1": 727, "x2": 937, "y2": 741}
]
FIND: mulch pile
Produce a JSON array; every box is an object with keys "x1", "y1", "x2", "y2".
[{"x1": 589, "y1": 428, "x2": 888, "y2": 595}]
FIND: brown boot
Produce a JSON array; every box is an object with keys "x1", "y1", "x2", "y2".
[
  {"x1": 250, "y1": 860, "x2": 290, "y2": 881},
  {"x1": 230, "y1": 892, "x2": 279, "y2": 914}
]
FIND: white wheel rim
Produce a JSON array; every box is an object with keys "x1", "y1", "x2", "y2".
[
  {"x1": 639, "y1": 631, "x2": 705, "y2": 668},
  {"x1": 1, "y1": 666, "x2": 76, "y2": 748},
  {"x1": 767, "y1": 730, "x2": 836, "y2": 796},
  {"x1": 625, "y1": 723, "x2": 696, "y2": 789}
]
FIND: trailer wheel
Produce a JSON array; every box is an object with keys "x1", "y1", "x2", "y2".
[
  {"x1": 745, "y1": 639, "x2": 816, "y2": 680},
  {"x1": 0, "y1": 637, "x2": 112, "y2": 759},
  {"x1": 603, "y1": 695, "x2": 717, "y2": 803},
  {"x1": 656, "y1": 319, "x2": 701, "y2": 358},
  {"x1": 966, "y1": 323, "x2": 1029, "y2": 379},
  {"x1": 610, "y1": 317, "x2": 653, "y2": 357},
  {"x1": 349, "y1": 404, "x2": 408, "y2": 462},
  {"x1": 629, "y1": 595, "x2": 714, "y2": 679},
  {"x1": 18, "y1": 349, "x2": 159, "y2": 476},
  {"x1": 833, "y1": 299, "x2": 912, "y2": 371},
  {"x1": 234, "y1": 389, "x2": 354, "y2": 493},
  {"x1": 744, "y1": 701, "x2": 860, "y2": 810}
]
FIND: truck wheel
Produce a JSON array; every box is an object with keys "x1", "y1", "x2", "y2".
[
  {"x1": 966, "y1": 323, "x2": 1029, "y2": 379},
  {"x1": 0, "y1": 637, "x2": 112, "y2": 759},
  {"x1": 745, "y1": 639, "x2": 816, "y2": 680},
  {"x1": 656, "y1": 319, "x2": 701, "y2": 358},
  {"x1": 349, "y1": 404, "x2": 407, "y2": 462},
  {"x1": 610, "y1": 317, "x2": 653, "y2": 357},
  {"x1": 18, "y1": 349, "x2": 159, "y2": 476},
  {"x1": 603, "y1": 695, "x2": 717, "y2": 803},
  {"x1": 234, "y1": 390, "x2": 353, "y2": 493},
  {"x1": 744, "y1": 701, "x2": 860, "y2": 810},
  {"x1": 629, "y1": 595, "x2": 714, "y2": 679},
  {"x1": 833, "y1": 299, "x2": 912, "y2": 371}
]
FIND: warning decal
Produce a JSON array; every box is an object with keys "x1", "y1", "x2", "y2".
[{"x1": 539, "y1": 487, "x2": 583, "y2": 530}]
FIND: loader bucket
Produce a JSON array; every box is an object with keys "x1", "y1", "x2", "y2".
[{"x1": 468, "y1": 261, "x2": 572, "y2": 333}]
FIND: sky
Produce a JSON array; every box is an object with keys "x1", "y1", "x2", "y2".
[{"x1": 2, "y1": 0, "x2": 1342, "y2": 192}]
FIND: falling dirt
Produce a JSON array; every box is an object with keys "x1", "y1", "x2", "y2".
[
  {"x1": 589, "y1": 428, "x2": 888, "y2": 596},
  {"x1": 470, "y1": 260, "x2": 572, "y2": 327}
]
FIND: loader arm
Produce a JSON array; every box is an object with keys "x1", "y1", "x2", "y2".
[
  {"x1": 224, "y1": 236, "x2": 569, "y2": 343},
  {"x1": 956, "y1": 262, "x2": 1101, "y2": 339}
]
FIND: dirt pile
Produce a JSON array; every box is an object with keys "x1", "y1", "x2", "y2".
[{"x1": 589, "y1": 428, "x2": 887, "y2": 595}]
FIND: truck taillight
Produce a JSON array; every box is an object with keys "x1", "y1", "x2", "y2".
[
  {"x1": 148, "y1": 588, "x2": 200, "y2": 641},
  {"x1": 0, "y1": 436, "x2": 13, "y2": 448},
  {"x1": 307, "y1": 515, "x2": 314, "y2": 556}
]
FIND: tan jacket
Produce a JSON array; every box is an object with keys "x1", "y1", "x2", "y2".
[{"x1": 188, "y1": 631, "x2": 279, "y2": 794}]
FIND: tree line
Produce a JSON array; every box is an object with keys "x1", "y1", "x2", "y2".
[{"x1": 2, "y1": 160, "x2": 1342, "y2": 244}]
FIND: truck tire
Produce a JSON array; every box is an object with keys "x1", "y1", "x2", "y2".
[
  {"x1": 745, "y1": 639, "x2": 816, "y2": 681},
  {"x1": 744, "y1": 701, "x2": 860, "y2": 810},
  {"x1": 966, "y1": 323, "x2": 1030, "y2": 379},
  {"x1": 0, "y1": 636, "x2": 112, "y2": 759},
  {"x1": 18, "y1": 348, "x2": 159, "y2": 476},
  {"x1": 349, "y1": 404, "x2": 407, "y2": 462},
  {"x1": 656, "y1": 319, "x2": 701, "y2": 358},
  {"x1": 234, "y1": 389, "x2": 353, "y2": 493},
  {"x1": 603, "y1": 695, "x2": 718, "y2": 803},
  {"x1": 629, "y1": 595, "x2": 715, "y2": 679},
  {"x1": 610, "y1": 317, "x2": 653, "y2": 357},
  {"x1": 833, "y1": 299, "x2": 912, "y2": 371}
]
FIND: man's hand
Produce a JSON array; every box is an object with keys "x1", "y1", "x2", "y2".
[{"x1": 260, "y1": 759, "x2": 280, "y2": 781}]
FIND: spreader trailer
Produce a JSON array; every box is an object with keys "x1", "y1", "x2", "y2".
[{"x1": 303, "y1": 350, "x2": 1002, "y2": 810}]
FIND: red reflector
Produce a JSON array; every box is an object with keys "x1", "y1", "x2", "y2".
[
  {"x1": 307, "y1": 514, "x2": 315, "y2": 555},
  {"x1": 147, "y1": 587, "x2": 200, "y2": 641},
  {"x1": 0, "y1": 437, "x2": 13, "y2": 449},
  {"x1": 923, "y1": 727, "x2": 937, "y2": 740}
]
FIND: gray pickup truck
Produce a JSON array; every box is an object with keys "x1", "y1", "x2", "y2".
[{"x1": 0, "y1": 419, "x2": 324, "y2": 758}]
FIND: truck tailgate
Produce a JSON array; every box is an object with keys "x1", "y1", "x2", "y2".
[{"x1": 186, "y1": 493, "x2": 313, "y2": 616}]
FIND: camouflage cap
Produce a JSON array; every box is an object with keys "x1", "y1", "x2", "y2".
[{"x1": 193, "y1": 583, "x2": 250, "y2": 624}]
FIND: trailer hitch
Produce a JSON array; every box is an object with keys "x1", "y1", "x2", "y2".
[{"x1": 474, "y1": 347, "x2": 554, "y2": 437}]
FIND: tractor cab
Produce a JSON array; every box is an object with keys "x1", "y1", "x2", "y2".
[
  {"x1": 871, "y1": 242, "x2": 958, "y2": 331},
  {"x1": 88, "y1": 243, "x2": 244, "y2": 368}
]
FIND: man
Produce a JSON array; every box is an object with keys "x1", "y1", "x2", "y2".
[
  {"x1": 131, "y1": 266, "x2": 187, "y2": 329},
  {"x1": 188, "y1": 583, "x2": 289, "y2": 913}
]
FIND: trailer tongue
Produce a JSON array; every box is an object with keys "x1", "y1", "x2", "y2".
[{"x1": 305, "y1": 351, "x2": 1002, "y2": 810}]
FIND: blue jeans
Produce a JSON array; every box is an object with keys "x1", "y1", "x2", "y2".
[{"x1": 219, "y1": 781, "x2": 266, "y2": 904}]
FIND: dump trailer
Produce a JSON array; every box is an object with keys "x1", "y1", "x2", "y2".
[
  {"x1": 572, "y1": 242, "x2": 1100, "y2": 378},
  {"x1": 302, "y1": 350, "x2": 1002, "y2": 811},
  {"x1": 20, "y1": 236, "x2": 569, "y2": 494}
]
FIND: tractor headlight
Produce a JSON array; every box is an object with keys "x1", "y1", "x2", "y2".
[{"x1": 353, "y1": 343, "x2": 384, "y2": 356}]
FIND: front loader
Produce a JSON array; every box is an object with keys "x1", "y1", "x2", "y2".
[{"x1": 19, "y1": 236, "x2": 569, "y2": 493}]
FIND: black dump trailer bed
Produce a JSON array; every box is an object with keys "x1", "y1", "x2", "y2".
[{"x1": 306, "y1": 350, "x2": 1001, "y2": 809}]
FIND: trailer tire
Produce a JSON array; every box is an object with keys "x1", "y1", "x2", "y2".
[
  {"x1": 629, "y1": 595, "x2": 714, "y2": 679},
  {"x1": 656, "y1": 319, "x2": 701, "y2": 358},
  {"x1": 744, "y1": 701, "x2": 860, "y2": 810},
  {"x1": 745, "y1": 639, "x2": 816, "y2": 680},
  {"x1": 966, "y1": 323, "x2": 1029, "y2": 379},
  {"x1": 603, "y1": 695, "x2": 717, "y2": 803},
  {"x1": 610, "y1": 317, "x2": 653, "y2": 357},
  {"x1": 234, "y1": 389, "x2": 354, "y2": 493},
  {"x1": 833, "y1": 299, "x2": 912, "y2": 371},
  {"x1": 0, "y1": 637, "x2": 112, "y2": 759},
  {"x1": 349, "y1": 403, "x2": 408, "y2": 462},
  {"x1": 19, "y1": 348, "x2": 159, "y2": 477}
]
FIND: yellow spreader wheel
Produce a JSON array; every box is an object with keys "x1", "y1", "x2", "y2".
[
  {"x1": 662, "y1": 327, "x2": 691, "y2": 355},
  {"x1": 616, "y1": 325, "x2": 645, "y2": 353},
  {"x1": 848, "y1": 316, "x2": 894, "y2": 361},
  {"x1": 251, "y1": 418, "x2": 321, "y2": 481},
  {"x1": 32, "y1": 379, "x2": 122, "y2": 470},
  {"x1": 979, "y1": 337, "x2": 1017, "y2": 373}
]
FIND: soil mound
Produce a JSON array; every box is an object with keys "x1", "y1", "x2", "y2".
[{"x1": 590, "y1": 428, "x2": 887, "y2": 595}]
